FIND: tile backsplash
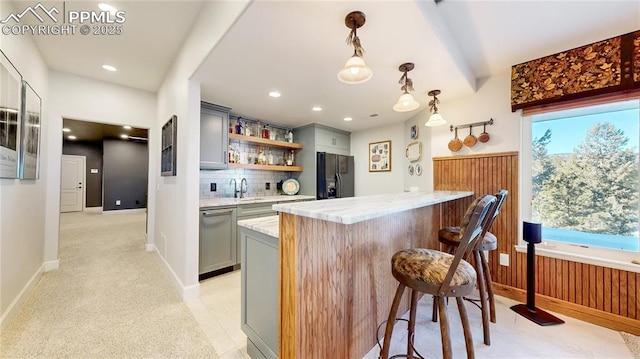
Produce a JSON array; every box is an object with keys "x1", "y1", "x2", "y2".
[{"x1": 199, "y1": 169, "x2": 294, "y2": 199}]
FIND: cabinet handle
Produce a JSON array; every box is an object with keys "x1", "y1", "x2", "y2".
[
  {"x1": 202, "y1": 209, "x2": 233, "y2": 216},
  {"x1": 224, "y1": 150, "x2": 227, "y2": 164}
]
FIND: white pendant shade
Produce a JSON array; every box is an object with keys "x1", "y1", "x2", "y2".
[
  {"x1": 337, "y1": 55, "x2": 373, "y2": 84},
  {"x1": 392, "y1": 93, "x2": 420, "y2": 112},
  {"x1": 425, "y1": 112, "x2": 446, "y2": 127}
]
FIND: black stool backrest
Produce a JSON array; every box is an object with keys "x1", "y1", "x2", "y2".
[{"x1": 439, "y1": 194, "x2": 496, "y2": 294}]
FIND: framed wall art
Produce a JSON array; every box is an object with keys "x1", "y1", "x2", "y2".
[
  {"x1": 161, "y1": 115, "x2": 177, "y2": 176},
  {"x1": 19, "y1": 81, "x2": 41, "y2": 180},
  {"x1": 0, "y1": 49, "x2": 22, "y2": 179},
  {"x1": 369, "y1": 140, "x2": 391, "y2": 172}
]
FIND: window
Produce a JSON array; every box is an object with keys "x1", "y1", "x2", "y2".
[{"x1": 521, "y1": 100, "x2": 639, "y2": 266}]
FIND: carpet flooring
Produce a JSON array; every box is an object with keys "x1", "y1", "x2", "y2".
[{"x1": 1, "y1": 210, "x2": 217, "y2": 359}]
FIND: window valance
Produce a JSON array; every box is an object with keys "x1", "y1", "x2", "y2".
[{"x1": 511, "y1": 30, "x2": 639, "y2": 112}]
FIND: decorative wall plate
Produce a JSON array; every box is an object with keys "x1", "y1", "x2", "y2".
[
  {"x1": 410, "y1": 125, "x2": 419, "y2": 140},
  {"x1": 408, "y1": 164, "x2": 414, "y2": 175},
  {"x1": 415, "y1": 163, "x2": 422, "y2": 176},
  {"x1": 405, "y1": 141, "x2": 422, "y2": 162}
]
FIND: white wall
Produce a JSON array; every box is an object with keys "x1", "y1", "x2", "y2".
[
  {"x1": 154, "y1": 1, "x2": 249, "y2": 300},
  {"x1": 45, "y1": 71, "x2": 158, "y2": 267},
  {"x1": 423, "y1": 72, "x2": 522, "y2": 188},
  {"x1": 351, "y1": 122, "x2": 405, "y2": 196},
  {"x1": 0, "y1": 2, "x2": 49, "y2": 330}
]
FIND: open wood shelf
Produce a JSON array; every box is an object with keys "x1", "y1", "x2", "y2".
[
  {"x1": 229, "y1": 133, "x2": 303, "y2": 150},
  {"x1": 228, "y1": 163, "x2": 303, "y2": 172}
]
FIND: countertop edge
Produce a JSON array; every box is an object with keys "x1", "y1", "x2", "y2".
[{"x1": 272, "y1": 191, "x2": 473, "y2": 225}]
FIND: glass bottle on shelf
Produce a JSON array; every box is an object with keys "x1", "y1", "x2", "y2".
[
  {"x1": 244, "y1": 121, "x2": 251, "y2": 137},
  {"x1": 234, "y1": 146, "x2": 240, "y2": 164},
  {"x1": 248, "y1": 148, "x2": 256, "y2": 164},
  {"x1": 267, "y1": 150, "x2": 274, "y2": 165},
  {"x1": 287, "y1": 129, "x2": 294, "y2": 143},
  {"x1": 254, "y1": 121, "x2": 261, "y2": 137},
  {"x1": 257, "y1": 146, "x2": 266, "y2": 165},
  {"x1": 286, "y1": 150, "x2": 294, "y2": 166},
  {"x1": 235, "y1": 119, "x2": 243, "y2": 135},
  {"x1": 228, "y1": 145, "x2": 235, "y2": 164}
]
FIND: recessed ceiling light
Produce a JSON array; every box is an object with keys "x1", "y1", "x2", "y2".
[
  {"x1": 102, "y1": 64, "x2": 117, "y2": 72},
  {"x1": 120, "y1": 134, "x2": 129, "y2": 139},
  {"x1": 312, "y1": 106, "x2": 322, "y2": 112},
  {"x1": 268, "y1": 91, "x2": 281, "y2": 98},
  {"x1": 98, "y1": 3, "x2": 117, "y2": 13},
  {"x1": 343, "y1": 117, "x2": 353, "y2": 122},
  {"x1": 62, "y1": 128, "x2": 71, "y2": 132},
  {"x1": 123, "y1": 125, "x2": 132, "y2": 130},
  {"x1": 68, "y1": 135, "x2": 77, "y2": 140}
]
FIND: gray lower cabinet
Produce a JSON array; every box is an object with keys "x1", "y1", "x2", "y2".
[
  {"x1": 199, "y1": 207, "x2": 237, "y2": 274},
  {"x1": 240, "y1": 226, "x2": 278, "y2": 359},
  {"x1": 235, "y1": 203, "x2": 276, "y2": 265}
]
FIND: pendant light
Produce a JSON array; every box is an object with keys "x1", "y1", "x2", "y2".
[
  {"x1": 337, "y1": 11, "x2": 372, "y2": 84},
  {"x1": 425, "y1": 89, "x2": 446, "y2": 126},
  {"x1": 392, "y1": 63, "x2": 420, "y2": 112}
]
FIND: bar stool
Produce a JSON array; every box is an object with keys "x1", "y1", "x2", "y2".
[
  {"x1": 380, "y1": 195, "x2": 496, "y2": 359},
  {"x1": 438, "y1": 190, "x2": 508, "y2": 345}
]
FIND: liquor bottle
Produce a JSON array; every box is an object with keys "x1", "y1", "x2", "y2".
[
  {"x1": 267, "y1": 150, "x2": 274, "y2": 165},
  {"x1": 235, "y1": 120, "x2": 243, "y2": 135},
  {"x1": 287, "y1": 129, "x2": 294, "y2": 143},
  {"x1": 257, "y1": 146, "x2": 266, "y2": 165},
  {"x1": 228, "y1": 145, "x2": 235, "y2": 163}
]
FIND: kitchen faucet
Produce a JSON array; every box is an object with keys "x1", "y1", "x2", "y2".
[
  {"x1": 240, "y1": 178, "x2": 248, "y2": 198},
  {"x1": 230, "y1": 179, "x2": 239, "y2": 198}
]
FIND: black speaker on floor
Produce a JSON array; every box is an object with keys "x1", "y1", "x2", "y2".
[{"x1": 510, "y1": 221, "x2": 565, "y2": 326}]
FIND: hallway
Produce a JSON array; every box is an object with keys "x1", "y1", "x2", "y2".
[{"x1": 0, "y1": 210, "x2": 216, "y2": 358}]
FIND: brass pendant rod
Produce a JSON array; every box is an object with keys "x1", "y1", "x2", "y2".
[{"x1": 449, "y1": 118, "x2": 494, "y2": 132}]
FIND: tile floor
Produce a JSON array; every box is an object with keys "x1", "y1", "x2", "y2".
[{"x1": 191, "y1": 269, "x2": 634, "y2": 359}]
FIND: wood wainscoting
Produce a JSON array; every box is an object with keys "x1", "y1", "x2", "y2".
[{"x1": 433, "y1": 151, "x2": 640, "y2": 335}]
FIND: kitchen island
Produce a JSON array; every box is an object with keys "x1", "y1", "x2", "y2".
[{"x1": 259, "y1": 191, "x2": 472, "y2": 358}]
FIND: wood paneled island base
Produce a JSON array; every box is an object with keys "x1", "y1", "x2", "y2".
[{"x1": 274, "y1": 191, "x2": 473, "y2": 358}]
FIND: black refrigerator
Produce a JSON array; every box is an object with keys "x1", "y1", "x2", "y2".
[{"x1": 316, "y1": 152, "x2": 354, "y2": 200}]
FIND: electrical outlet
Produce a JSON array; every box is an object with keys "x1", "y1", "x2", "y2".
[
  {"x1": 265, "y1": 182, "x2": 270, "y2": 190},
  {"x1": 116, "y1": 200, "x2": 121, "y2": 206},
  {"x1": 210, "y1": 183, "x2": 217, "y2": 192},
  {"x1": 499, "y1": 253, "x2": 509, "y2": 266}
]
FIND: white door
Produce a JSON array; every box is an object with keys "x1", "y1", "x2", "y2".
[{"x1": 60, "y1": 155, "x2": 85, "y2": 213}]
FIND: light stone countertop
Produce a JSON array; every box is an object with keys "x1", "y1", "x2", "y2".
[
  {"x1": 272, "y1": 191, "x2": 473, "y2": 225},
  {"x1": 237, "y1": 215, "x2": 279, "y2": 238},
  {"x1": 199, "y1": 195, "x2": 315, "y2": 209}
]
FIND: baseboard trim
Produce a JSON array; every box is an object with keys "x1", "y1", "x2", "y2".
[
  {"x1": 1, "y1": 263, "x2": 44, "y2": 333},
  {"x1": 102, "y1": 208, "x2": 147, "y2": 214},
  {"x1": 494, "y1": 283, "x2": 640, "y2": 336},
  {"x1": 151, "y1": 245, "x2": 200, "y2": 301},
  {"x1": 43, "y1": 259, "x2": 60, "y2": 271}
]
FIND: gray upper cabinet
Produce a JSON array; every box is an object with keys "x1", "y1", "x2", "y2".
[
  {"x1": 293, "y1": 124, "x2": 351, "y2": 196},
  {"x1": 200, "y1": 102, "x2": 231, "y2": 170}
]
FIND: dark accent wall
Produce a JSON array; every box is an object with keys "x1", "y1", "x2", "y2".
[
  {"x1": 103, "y1": 140, "x2": 148, "y2": 211},
  {"x1": 62, "y1": 140, "x2": 103, "y2": 207}
]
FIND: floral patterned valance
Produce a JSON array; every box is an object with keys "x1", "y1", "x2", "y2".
[{"x1": 511, "y1": 30, "x2": 640, "y2": 112}]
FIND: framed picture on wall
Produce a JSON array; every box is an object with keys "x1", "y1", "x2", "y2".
[
  {"x1": 161, "y1": 115, "x2": 177, "y2": 176},
  {"x1": 19, "y1": 81, "x2": 41, "y2": 180},
  {"x1": 368, "y1": 140, "x2": 391, "y2": 172},
  {"x1": 0, "y1": 49, "x2": 22, "y2": 179}
]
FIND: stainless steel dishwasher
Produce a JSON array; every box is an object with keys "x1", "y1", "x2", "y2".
[{"x1": 199, "y1": 207, "x2": 237, "y2": 275}]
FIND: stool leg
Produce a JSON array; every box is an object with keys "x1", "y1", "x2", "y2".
[
  {"x1": 432, "y1": 296, "x2": 438, "y2": 322},
  {"x1": 381, "y1": 283, "x2": 405, "y2": 359},
  {"x1": 436, "y1": 296, "x2": 453, "y2": 359},
  {"x1": 480, "y1": 250, "x2": 496, "y2": 323},
  {"x1": 474, "y1": 250, "x2": 491, "y2": 346},
  {"x1": 456, "y1": 297, "x2": 476, "y2": 359},
  {"x1": 407, "y1": 289, "x2": 419, "y2": 358}
]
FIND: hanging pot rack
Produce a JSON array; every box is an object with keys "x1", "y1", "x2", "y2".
[{"x1": 450, "y1": 118, "x2": 494, "y2": 132}]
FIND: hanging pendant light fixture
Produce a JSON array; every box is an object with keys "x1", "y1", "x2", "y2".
[
  {"x1": 392, "y1": 62, "x2": 420, "y2": 112},
  {"x1": 337, "y1": 11, "x2": 372, "y2": 84},
  {"x1": 425, "y1": 89, "x2": 446, "y2": 126}
]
